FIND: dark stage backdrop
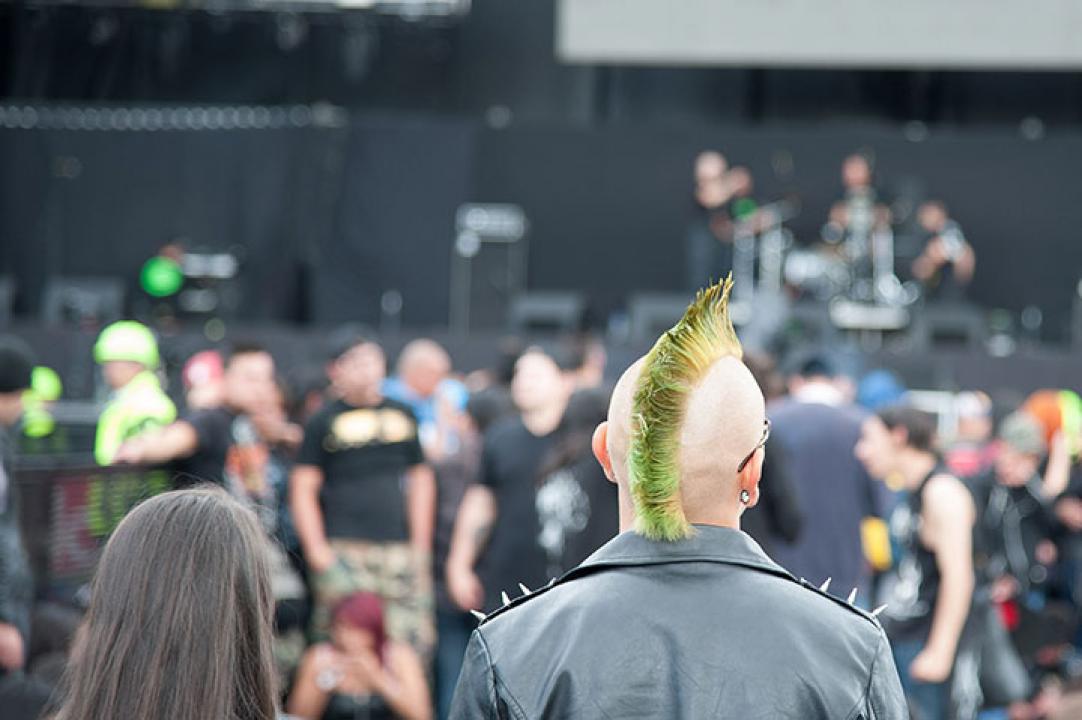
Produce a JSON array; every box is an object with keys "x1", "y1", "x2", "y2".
[
  {"x1": 474, "y1": 124, "x2": 1082, "y2": 338},
  {"x1": 2, "y1": 115, "x2": 1081, "y2": 338}
]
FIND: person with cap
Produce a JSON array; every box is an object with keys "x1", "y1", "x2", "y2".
[
  {"x1": 290, "y1": 330, "x2": 437, "y2": 660},
  {"x1": 450, "y1": 279, "x2": 906, "y2": 719},
  {"x1": 970, "y1": 410, "x2": 1054, "y2": 583},
  {"x1": 0, "y1": 336, "x2": 36, "y2": 677},
  {"x1": 856, "y1": 405, "x2": 979, "y2": 720},
  {"x1": 769, "y1": 354, "x2": 888, "y2": 606},
  {"x1": 93, "y1": 321, "x2": 176, "y2": 465}
]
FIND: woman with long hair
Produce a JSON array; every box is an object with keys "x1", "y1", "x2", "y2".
[
  {"x1": 287, "y1": 591, "x2": 431, "y2": 720},
  {"x1": 53, "y1": 487, "x2": 279, "y2": 720}
]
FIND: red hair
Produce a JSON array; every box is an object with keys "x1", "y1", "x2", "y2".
[{"x1": 332, "y1": 592, "x2": 387, "y2": 655}]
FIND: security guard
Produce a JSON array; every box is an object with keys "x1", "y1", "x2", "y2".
[{"x1": 93, "y1": 321, "x2": 176, "y2": 465}]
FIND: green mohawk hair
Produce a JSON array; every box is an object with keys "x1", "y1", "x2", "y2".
[{"x1": 628, "y1": 276, "x2": 744, "y2": 541}]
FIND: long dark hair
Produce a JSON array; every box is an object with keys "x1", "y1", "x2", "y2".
[{"x1": 55, "y1": 488, "x2": 278, "y2": 720}]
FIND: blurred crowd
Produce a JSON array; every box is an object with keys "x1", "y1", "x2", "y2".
[{"x1": 1, "y1": 320, "x2": 1082, "y2": 719}]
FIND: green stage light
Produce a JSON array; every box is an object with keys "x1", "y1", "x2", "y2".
[{"x1": 140, "y1": 256, "x2": 184, "y2": 297}]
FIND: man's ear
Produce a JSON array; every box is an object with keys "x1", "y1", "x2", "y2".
[
  {"x1": 737, "y1": 450, "x2": 764, "y2": 508},
  {"x1": 592, "y1": 422, "x2": 616, "y2": 483}
]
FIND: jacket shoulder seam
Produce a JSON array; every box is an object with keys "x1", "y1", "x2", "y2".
[
  {"x1": 476, "y1": 629, "x2": 530, "y2": 720},
  {"x1": 844, "y1": 627, "x2": 886, "y2": 720}
]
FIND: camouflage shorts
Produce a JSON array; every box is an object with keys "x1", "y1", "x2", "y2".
[{"x1": 311, "y1": 539, "x2": 435, "y2": 661}]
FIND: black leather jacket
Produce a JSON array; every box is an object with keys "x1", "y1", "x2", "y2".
[{"x1": 451, "y1": 525, "x2": 906, "y2": 719}]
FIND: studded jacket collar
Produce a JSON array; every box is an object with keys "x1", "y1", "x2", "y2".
[{"x1": 451, "y1": 524, "x2": 907, "y2": 720}]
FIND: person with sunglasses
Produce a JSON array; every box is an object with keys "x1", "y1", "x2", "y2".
[{"x1": 450, "y1": 279, "x2": 906, "y2": 719}]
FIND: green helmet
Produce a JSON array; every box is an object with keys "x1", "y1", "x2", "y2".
[{"x1": 94, "y1": 321, "x2": 160, "y2": 369}]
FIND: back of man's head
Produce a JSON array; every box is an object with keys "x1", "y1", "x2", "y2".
[{"x1": 604, "y1": 278, "x2": 765, "y2": 541}]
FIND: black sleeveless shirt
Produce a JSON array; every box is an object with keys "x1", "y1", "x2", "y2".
[{"x1": 878, "y1": 465, "x2": 960, "y2": 642}]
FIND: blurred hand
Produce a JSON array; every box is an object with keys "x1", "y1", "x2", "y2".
[
  {"x1": 447, "y1": 562, "x2": 484, "y2": 613},
  {"x1": 111, "y1": 442, "x2": 141, "y2": 465},
  {"x1": 909, "y1": 645, "x2": 953, "y2": 684},
  {"x1": 991, "y1": 575, "x2": 1019, "y2": 603},
  {"x1": 0, "y1": 623, "x2": 25, "y2": 671},
  {"x1": 308, "y1": 545, "x2": 338, "y2": 575},
  {"x1": 355, "y1": 647, "x2": 393, "y2": 696},
  {"x1": 926, "y1": 238, "x2": 948, "y2": 265}
]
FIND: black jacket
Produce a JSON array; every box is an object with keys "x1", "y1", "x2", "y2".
[{"x1": 451, "y1": 525, "x2": 906, "y2": 719}]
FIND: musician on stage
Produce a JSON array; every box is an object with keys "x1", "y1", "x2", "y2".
[
  {"x1": 685, "y1": 151, "x2": 759, "y2": 292},
  {"x1": 911, "y1": 201, "x2": 975, "y2": 302}
]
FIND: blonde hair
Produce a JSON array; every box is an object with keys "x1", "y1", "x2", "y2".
[{"x1": 628, "y1": 277, "x2": 743, "y2": 540}]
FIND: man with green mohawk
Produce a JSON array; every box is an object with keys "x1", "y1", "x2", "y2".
[{"x1": 450, "y1": 278, "x2": 906, "y2": 719}]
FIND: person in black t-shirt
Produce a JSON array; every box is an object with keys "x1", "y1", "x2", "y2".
[
  {"x1": 112, "y1": 343, "x2": 281, "y2": 489},
  {"x1": 535, "y1": 386, "x2": 619, "y2": 577},
  {"x1": 290, "y1": 332, "x2": 436, "y2": 659},
  {"x1": 446, "y1": 347, "x2": 575, "y2": 615}
]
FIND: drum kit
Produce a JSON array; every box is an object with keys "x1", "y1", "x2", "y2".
[{"x1": 735, "y1": 191, "x2": 922, "y2": 335}]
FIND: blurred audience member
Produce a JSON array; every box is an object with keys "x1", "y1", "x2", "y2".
[
  {"x1": 288, "y1": 592, "x2": 431, "y2": 720},
  {"x1": 741, "y1": 353, "x2": 803, "y2": 557},
  {"x1": 181, "y1": 349, "x2": 225, "y2": 411},
  {"x1": 857, "y1": 406, "x2": 979, "y2": 720},
  {"x1": 384, "y1": 339, "x2": 461, "y2": 457},
  {"x1": 0, "y1": 337, "x2": 34, "y2": 678},
  {"x1": 972, "y1": 413, "x2": 1054, "y2": 599},
  {"x1": 291, "y1": 332, "x2": 436, "y2": 659},
  {"x1": 112, "y1": 343, "x2": 277, "y2": 488},
  {"x1": 53, "y1": 488, "x2": 279, "y2": 720},
  {"x1": 769, "y1": 356, "x2": 886, "y2": 600},
  {"x1": 430, "y1": 388, "x2": 511, "y2": 720},
  {"x1": 970, "y1": 412, "x2": 1059, "y2": 714},
  {"x1": 446, "y1": 346, "x2": 574, "y2": 614},
  {"x1": 535, "y1": 386, "x2": 619, "y2": 576},
  {"x1": 92, "y1": 321, "x2": 176, "y2": 464},
  {"x1": 945, "y1": 391, "x2": 996, "y2": 479}
]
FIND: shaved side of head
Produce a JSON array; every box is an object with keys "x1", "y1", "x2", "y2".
[{"x1": 622, "y1": 277, "x2": 760, "y2": 541}]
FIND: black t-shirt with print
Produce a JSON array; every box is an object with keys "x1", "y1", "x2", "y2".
[{"x1": 297, "y1": 397, "x2": 424, "y2": 542}]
